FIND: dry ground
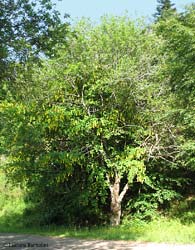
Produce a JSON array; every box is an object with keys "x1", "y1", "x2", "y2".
[{"x1": 0, "y1": 234, "x2": 195, "y2": 250}]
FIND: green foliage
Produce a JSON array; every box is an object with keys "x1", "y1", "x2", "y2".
[
  {"x1": 0, "y1": 170, "x2": 25, "y2": 228},
  {"x1": 154, "y1": 5, "x2": 195, "y2": 197},
  {"x1": 154, "y1": 0, "x2": 176, "y2": 21},
  {"x1": 1, "y1": 6, "x2": 195, "y2": 227},
  {"x1": 0, "y1": 0, "x2": 69, "y2": 102},
  {"x1": 169, "y1": 196, "x2": 195, "y2": 224},
  {"x1": 1, "y1": 216, "x2": 195, "y2": 244},
  {"x1": 0, "y1": 0, "x2": 69, "y2": 62},
  {"x1": 0, "y1": 16, "x2": 169, "y2": 225}
]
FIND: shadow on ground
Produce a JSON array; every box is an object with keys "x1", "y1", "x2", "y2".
[
  {"x1": 0, "y1": 234, "x2": 138, "y2": 250},
  {"x1": 1, "y1": 234, "x2": 195, "y2": 250}
]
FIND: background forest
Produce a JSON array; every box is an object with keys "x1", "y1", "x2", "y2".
[{"x1": 1, "y1": 0, "x2": 195, "y2": 240}]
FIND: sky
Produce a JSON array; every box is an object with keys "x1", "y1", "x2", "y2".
[{"x1": 52, "y1": 0, "x2": 194, "y2": 23}]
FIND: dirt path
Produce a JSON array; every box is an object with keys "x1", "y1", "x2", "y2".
[{"x1": 0, "y1": 234, "x2": 195, "y2": 250}]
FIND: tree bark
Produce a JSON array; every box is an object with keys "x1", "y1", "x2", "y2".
[{"x1": 108, "y1": 174, "x2": 129, "y2": 226}]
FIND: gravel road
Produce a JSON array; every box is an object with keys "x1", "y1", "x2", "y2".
[{"x1": 0, "y1": 234, "x2": 195, "y2": 250}]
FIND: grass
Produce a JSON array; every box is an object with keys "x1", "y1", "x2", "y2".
[
  {"x1": 0, "y1": 170, "x2": 25, "y2": 221},
  {"x1": 0, "y1": 170, "x2": 195, "y2": 244},
  {"x1": 0, "y1": 216, "x2": 195, "y2": 244}
]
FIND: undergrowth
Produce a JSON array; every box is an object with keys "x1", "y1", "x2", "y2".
[{"x1": 0, "y1": 170, "x2": 195, "y2": 243}]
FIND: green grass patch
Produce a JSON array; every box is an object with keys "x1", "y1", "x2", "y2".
[
  {"x1": 0, "y1": 169, "x2": 26, "y2": 229},
  {"x1": 0, "y1": 170, "x2": 195, "y2": 244},
  {"x1": 0, "y1": 217, "x2": 195, "y2": 244}
]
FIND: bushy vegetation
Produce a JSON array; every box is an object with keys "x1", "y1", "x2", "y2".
[
  {"x1": 0, "y1": 168, "x2": 195, "y2": 243},
  {"x1": 0, "y1": 170, "x2": 25, "y2": 228}
]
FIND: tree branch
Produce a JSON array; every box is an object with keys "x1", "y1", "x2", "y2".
[{"x1": 119, "y1": 183, "x2": 129, "y2": 203}]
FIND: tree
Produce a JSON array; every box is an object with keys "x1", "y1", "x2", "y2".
[
  {"x1": 1, "y1": 16, "x2": 178, "y2": 226},
  {"x1": 0, "y1": 0, "x2": 69, "y2": 61},
  {"x1": 154, "y1": 0, "x2": 176, "y2": 21},
  {"x1": 0, "y1": 0, "x2": 69, "y2": 101},
  {"x1": 154, "y1": 4, "x2": 195, "y2": 198}
]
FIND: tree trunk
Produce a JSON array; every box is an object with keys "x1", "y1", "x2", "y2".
[
  {"x1": 110, "y1": 175, "x2": 121, "y2": 226},
  {"x1": 108, "y1": 174, "x2": 129, "y2": 226},
  {"x1": 110, "y1": 197, "x2": 121, "y2": 226}
]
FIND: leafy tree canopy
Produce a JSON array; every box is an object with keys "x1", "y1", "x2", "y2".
[
  {"x1": 154, "y1": 5, "x2": 195, "y2": 196},
  {"x1": 154, "y1": 0, "x2": 176, "y2": 21},
  {"x1": 0, "y1": 16, "x2": 177, "y2": 225},
  {"x1": 0, "y1": 0, "x2": 69, "y2": 101},
  {"x1": 0, "y1": 0, "x2": 69, "y2": 62}
]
